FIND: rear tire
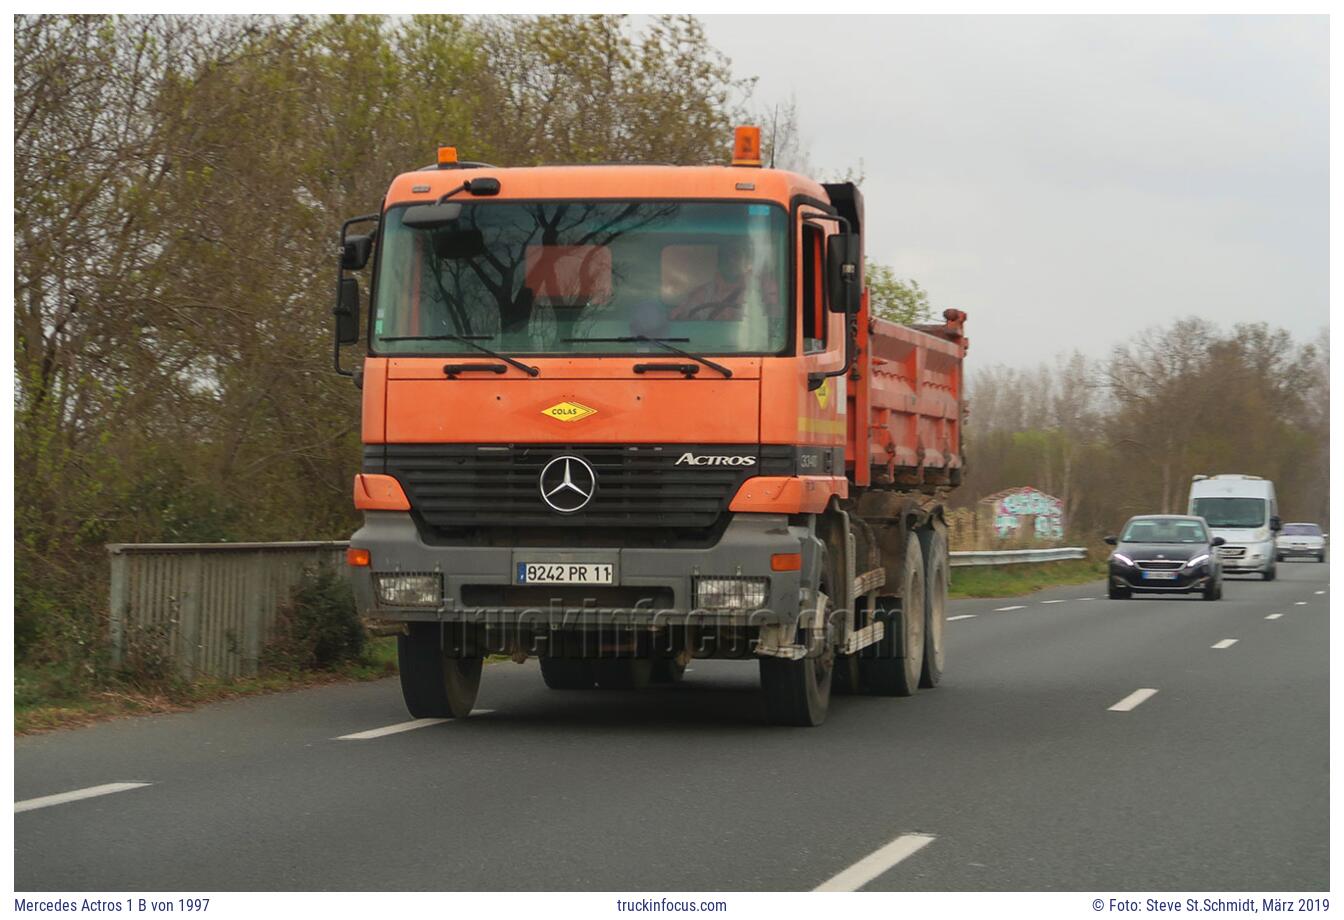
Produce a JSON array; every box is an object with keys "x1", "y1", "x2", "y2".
[
  {"x1": 397, "y1": 625, "x2": 482, "y2": 718},
  {"x1": 862, "y1": 537, "x2": 924, "y2": 697},
  {"x1": 539, "y1": 657, "x2": 595, "y2": 690},
  {"x1": 917, "y1": 526, "x2": 949, "y2": 689}
]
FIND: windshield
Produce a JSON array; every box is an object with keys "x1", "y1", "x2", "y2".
[
  {"x1": 1191, "y1": 497, "x2": 1267, "y2": 529},
  {"x1": 1122, "y1": 519, "x2": 1209, "y2": 543},
  {"x1": 1282, "y1": 523, "x2": 1322, "y2": 536},
  {"x1": 371, "y1": 200, "x2": 788, "y2": 356}
]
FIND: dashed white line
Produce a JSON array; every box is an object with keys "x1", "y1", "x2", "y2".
[
  {"x1": 947, "y1": 614, "x2": 977, "y2": 621},
  {"x1": 994, "y1": 605, "x2": 1025, "y2": 612},
  {"x1": 16, "y1": 782, "x2": 151, "y2": 814},
  {"x1": 1315, "y1": 590, "x2": 1325, "y2": 595},
  {"x1": 1079, "y1": 597, "x2": 1096, "y2": 601},
  {"x1": 1041, "y1": 599, "x2": 1067, "y2": 605},
  {"x1": 1109, "y1": 688, "x2": 1158, "y2": 712},
  {"x1": 1211, "y1": 639, "x2": 1239, "y2": 649},
  {"x1": 1295, "y1": 601, "x2": 1308, "y2": 606},
  {"x1": 1266, "y1": 614, "x2": 1284, "y2": 620},
  {"x1": 336, "y1": 712, "x2": 495, "y2": 740},
  {"x1": 813, "y1": 833, "x2": 937, "y2": 891}
]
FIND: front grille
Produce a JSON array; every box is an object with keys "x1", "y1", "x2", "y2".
[
  {"x1": 1136, "y1": 560, "x2": 1184, "y2": 571},
  {"x1": 1218, "y1": 546, "x2": 1246, "y2": 558},
  {"x1": 381, "y1": 444, "x2": 785, "y2": 533}
]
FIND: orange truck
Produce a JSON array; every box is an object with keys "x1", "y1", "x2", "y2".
[{"x1": 337, "y1": 128, "x2": 968, "y2": 726}]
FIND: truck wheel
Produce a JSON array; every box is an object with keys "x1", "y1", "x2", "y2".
[
  {"x1": 539, "y1": 657, "x2": 595, "y2": 690},
  {"x1": 593, "y1": 658, "x2": 654, "y2": 690},
  {"x1": 917, "y1": 526, "x2": 949, "y2": 689},
  {"x1": 759, "y1": 557, "x2": 834, "y2": 725},
  {"x1": 862, "y1": 537, "x2": 924, "y2": 697},
  {"x1": 651, "y1": 658, "x2": 686, "y2": 684},
  {"x1": 397, "y1": 624, "x2": 482, "y2": 719}
]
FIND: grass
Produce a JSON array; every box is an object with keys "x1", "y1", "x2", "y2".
[
  {"x1": 15, "y1": 636, "x2": 400, "y2": 735},
  {"x1": 949, "y1": 558, "x2": 1107, "y2": 599}
]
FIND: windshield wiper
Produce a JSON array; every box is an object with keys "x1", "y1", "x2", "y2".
[
  {"x1": 564, "y1": 336, "x2": 732, "y2": 378},
  {"x1": 379, "y1": 334, "x2": 540, "y2": 377}
]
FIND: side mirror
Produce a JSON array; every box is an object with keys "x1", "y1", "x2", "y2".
[
  {"x1": 334, "y1": 277, "x2": 360, "y2": 345},
  {"x1": 827, "y1": 232, "x2": 861, "y2": 314},
  {"x1": 1270, "y1": 515, "x2": 1282, "y2": 532},
  {"x1": 1103, "y1": 535, "x2": 1117, "y2": 545},
  {"x1": 341, "y1": 234, "x2": 374, "y2": 271},
  {"x1": 1212, "y1": 537, "x2": 1226, "y2": 546}
]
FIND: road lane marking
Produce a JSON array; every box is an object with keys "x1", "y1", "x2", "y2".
[
  {"x1": 1315, "y1": 590, "x2": 1325, "y2": 595},
  {"x1": 1109, "y1": 688, "x2": 1158, "y2": 712},
  {"x1": 813, "y1": 833, "x2": 937, "y2": 892},
  {"x1": 1266, "y1": 614, "x2": 1283, "y2": 620},
  {"x1": 994, "y1": 605, "x2": 1025, "y2": 612},
  {"x1": 1079, "y1": 597, "x2": 1096, "y2": 601},
  {"x1": 1041, "y1": 600, "x2": 1066, "y2": 605},
  {"x1": 336, "y1": 712, "x2": 495, "y2": 740},
  {"x1": 947, "y1": 615, "x2": 977, "y2": 621},
  {"x1": 1295, "y1": 601, "x2": 1307, "y2": 606},
  {"x1": 16, "y1": 782, "x2": 151, "y2": 814},
  {"x1": 1211, "y1": 639, "x2": 1238, "y2": 649}
]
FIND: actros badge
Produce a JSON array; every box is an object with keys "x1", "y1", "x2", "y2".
[{"x1": 539, "y1": 456, "x2": 597, "y2": 513}]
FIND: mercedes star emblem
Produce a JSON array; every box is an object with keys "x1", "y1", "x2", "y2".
[{"x1": 539, "y1": 455, "x2": 597, "y2": 514}]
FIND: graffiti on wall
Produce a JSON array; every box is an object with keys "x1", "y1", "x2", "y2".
[{"x1": 984, "y1": 487, "x2": 1065, "y2": 540}]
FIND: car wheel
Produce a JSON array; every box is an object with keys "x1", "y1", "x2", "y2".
[
  {"x1": 1263, "y1": 564, "x2": 1277, "y2": 582},
  {"x1": 1108, "y1": 583, "x2": 1131, "y2": 600}
]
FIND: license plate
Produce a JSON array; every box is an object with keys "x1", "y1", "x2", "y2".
[
  {"x1": 517, "y1": 563, "x2": 613, "y2": 585},
  {"x1": 1142, "y1": 571, "x2": 1178, "y2": 581}
]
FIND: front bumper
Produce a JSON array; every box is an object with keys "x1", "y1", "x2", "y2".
[
  {"x1": 1278, "y1": 545, "x2": 1325, "y2": 559},
  {"x1": 1111, "y1": 567, "x2": 1211, "y2": 592},
  {"x1": 1217, "y1": 543, "x2": 1274, "y2": 573},
  {"x1": 349, "y1": 511, "x2": 818, "y2": 631}
]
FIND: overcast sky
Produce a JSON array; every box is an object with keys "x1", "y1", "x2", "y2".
[{"x1": 697, "y1": 15, "x2": 1328, "y2": 372}]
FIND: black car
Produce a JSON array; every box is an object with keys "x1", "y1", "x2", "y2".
[{"x1": 1105, "y1": 515, "x2": 1225, "y2": 600}]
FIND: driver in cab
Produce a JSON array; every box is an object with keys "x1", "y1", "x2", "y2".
[{"x1": 669, "y1": 238, "x2": 778, "y2": 321}]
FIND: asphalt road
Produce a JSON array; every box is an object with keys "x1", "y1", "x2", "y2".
[{"x1": 14, "y1": 562, "x2": 1329, "y2": 891}]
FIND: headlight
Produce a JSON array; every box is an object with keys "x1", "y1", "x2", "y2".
[
  {"x1": 1186, "y1": 553, "x2": 1210, "y2": 568},
  {"x1": 375, "y1": 573, "x2": 443, "y2": 607},
  {"x1": 694, "y1": 576, "x2": 768, "y2": 611},
  {"x1": 1111, "y1": 553, "x2": 1135, "y2": 567}
]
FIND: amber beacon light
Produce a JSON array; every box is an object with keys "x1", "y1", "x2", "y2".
[{"x1": 732, "y1": 126, "x2": 762, "y2": 167}]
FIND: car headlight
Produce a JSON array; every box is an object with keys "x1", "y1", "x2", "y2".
[
  {"x1": 1111, "y1": 553, "x2": 1135, "y2": 567},
  {"x1": 1185, "y1": 553, "x2": 1210, "y2": 568},
  {"x1": 375, "y1": 573, "x2": 443, "y2": 607},
  {"x1": 694, "y1": 576, "x2": 768, "y2": 611}
]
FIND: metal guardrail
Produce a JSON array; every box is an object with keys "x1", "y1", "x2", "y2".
[
  {"x1": 104, "y1": 539, "x2": 1086, "y2": 677},
  {"x1": 949, "y1": 547, "x2": 1088, "y2": 568},
  {"x1": 107, "y1": 541, "x2": 349, "y2": 679}
]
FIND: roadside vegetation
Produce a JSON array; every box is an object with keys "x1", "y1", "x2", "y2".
[{"x1": 949, "y1": 559, "x2": 1106, "y2": 599}]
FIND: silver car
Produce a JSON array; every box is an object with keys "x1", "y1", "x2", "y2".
[{"x1": 1276, "y1": 522, "x2": 1326, "y2": 563}]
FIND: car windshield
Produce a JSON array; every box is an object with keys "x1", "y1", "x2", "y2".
[
  {"x1": 1122, "y1": 519, "x2": 1209, "y2": 543},
  {"x1": 1282, "y1": 523, "x2": 1322, "y2": 536},
  {"x1": 1191, "y1": 497, "x2": 1267, "y2": 528},
  {"x1": 371, "y1": 200, "x2": 789, "y2": 356}
]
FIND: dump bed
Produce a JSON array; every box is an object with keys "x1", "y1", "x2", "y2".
[{"x1": 850, "y1": 307, "x2": 968, "y2": 488}]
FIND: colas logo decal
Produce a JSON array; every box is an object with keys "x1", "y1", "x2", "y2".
[{"x1": 541, "y1": 401, "x2": 597, "y2": 422}]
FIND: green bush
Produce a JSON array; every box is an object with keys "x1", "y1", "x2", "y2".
[{"x1": 263, "y1": 565, "x2": 364, "y2": 671}]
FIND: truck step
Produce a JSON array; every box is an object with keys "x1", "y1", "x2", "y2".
[
  {"x1": 853, "y1": 567, "x2": 886, "y2": 597},
  {"x1": 841, "y1": 621, "x2": 885, "y2": 655}
]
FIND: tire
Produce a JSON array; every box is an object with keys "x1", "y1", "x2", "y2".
[
  {"x1": 397, "y1": 624, "x2": 482, "y2": 719},
  {"x1": 592, "y1": 658, "x2": 654, "y2": 690},
  {"x1": 651, "y1": 658, "x2": 686, "y2": 684},
  {"x1": 1202, "y1": 579, "x2": 1222, "y2": 601},
  {"x1": 1276, "y1": 554, "x2": 1284, "y2": 563},
  {"x1": 861, "y1": 537, "x2": 924, "y2": 697},
  {"x1": 1318, "y1": 553, "x2": 1327, "y2": 564},
  {"x1": 759, "y1": 546, "x2": 834, "y2": 726},
  {"x1": 1263, "y1": 564, "x2": 1277, "y2": 582},
  {"x1": 1108, "y1": 583, "x2": 1131, "y2": 600},
  {"x1": 917, "y1": 526, "x2": 949, "y2": 689},
  {"x1": 539, "y1": 657, "x2": 595, "y2": 690}
]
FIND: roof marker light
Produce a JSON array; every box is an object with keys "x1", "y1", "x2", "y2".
[{"x1": 732, "y1": 126, "x2": 762, "y2": 167}]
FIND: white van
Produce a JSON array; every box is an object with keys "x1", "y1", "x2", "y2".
[{"x1": 1188, "y1": 474, "x2": 1281, "y2": 580}]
